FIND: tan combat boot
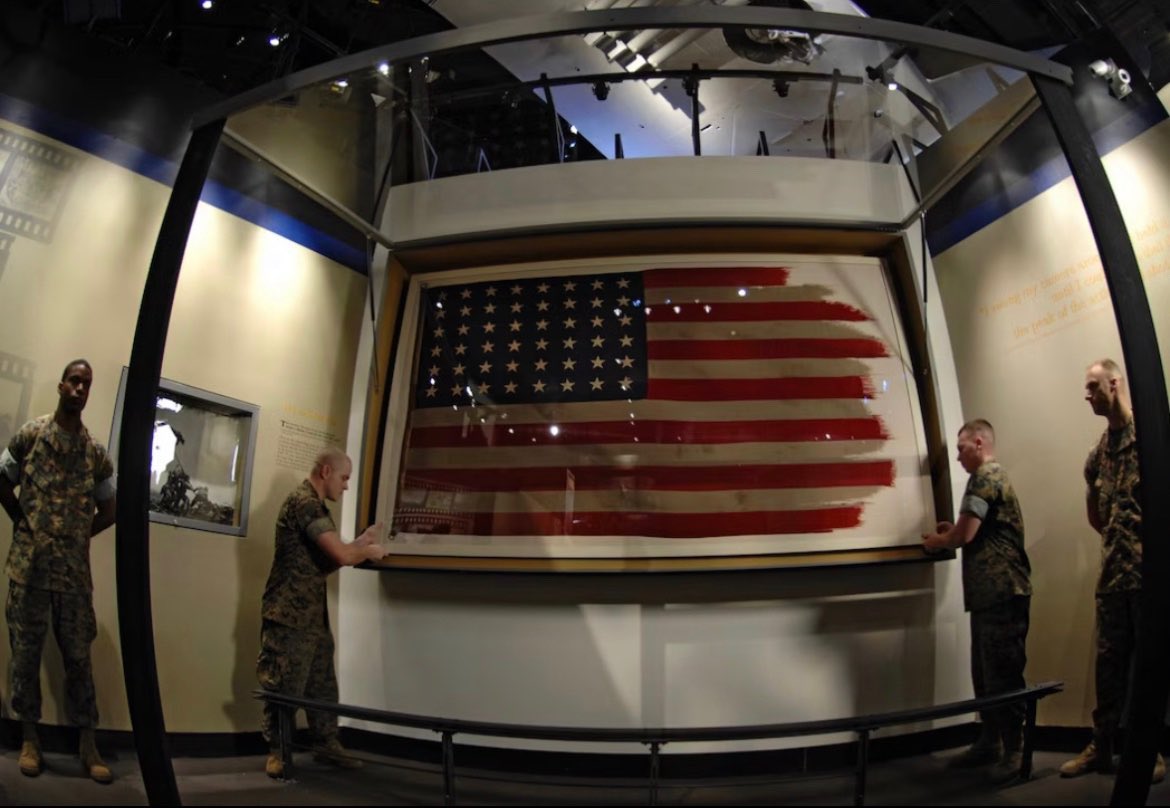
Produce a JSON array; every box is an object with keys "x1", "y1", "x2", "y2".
[
  {"x1": 79, "y1": 727, "x2": 113, "y2": 784},
  {"x1": 19, "y1": 722, "x2": 43, "y2": 777},
  {"x1": 948, "y1": 723, "x2": 1002, "y2": 769},
  {"x1": 990, "y1": 724, "x2": 1025, "y2": 784},
  {"x1": 1060, "y1": 736, "x2": 1114, "y2": 777},
  {"x1": 312, "y1": 738, "x2": 363, "y2": 769},
  {"x1": 265, "y1": 752, "x2": 285, "y2": 779}
]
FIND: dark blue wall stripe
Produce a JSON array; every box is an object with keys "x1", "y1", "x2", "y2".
[
  {"x1": 0, "y1": 91, "x2": 367, "y2": 273},
  {"x1": 929, "y1": 98, "x2": 1165, "y2": 255}
]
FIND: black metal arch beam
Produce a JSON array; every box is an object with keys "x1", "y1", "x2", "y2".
[
  {"x1": 115, "y1": 119, "x2": 225, "y2": 806},
  {"x1": 193, "y1": 6, "x2": 1071, "y2": 126},
  {"x1": 1033, "y1": 75, "x2": 1170, "y2": 808}
]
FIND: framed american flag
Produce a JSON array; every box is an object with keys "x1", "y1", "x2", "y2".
[{"x1": 377, "y1": 253, "x2": 936, "y2": 567}]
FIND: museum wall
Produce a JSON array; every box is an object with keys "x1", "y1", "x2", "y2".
[
  {"x1": 336, "y1": 157, "x2": 974, "y2": 753},
  {"x1": 932, "y1": 92, "x2": 1170, "y2": 728},
  {"x1": 0, "y1": 111, "x2": 368, "y2": 732}
]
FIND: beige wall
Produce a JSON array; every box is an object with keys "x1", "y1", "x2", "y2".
[
  {"x1": 934, "y1": 115, "x2": 1170, "y2": 726},
  {"x1": 0, "y1": 118, "x2": 367, "y2": 731}
]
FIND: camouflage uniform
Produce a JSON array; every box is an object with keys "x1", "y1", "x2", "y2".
[
  {"x1": 1085, "y1": 419, "x2": 1142, "y2": 742},
  {"x1": 257, "y1": 480, "x2": 342, "y2": 748},
  {"x1": 960, "y1": 461, "x2": 1032, "y2": 744},
  {"x1": 0, "y1": 415, "x2": 115, "y2": 727}
]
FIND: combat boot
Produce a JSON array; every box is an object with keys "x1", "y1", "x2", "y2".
[
  {"x1": 948, "y1": 723, "x2": 1002, "y2": 768},
  {"x1": 79, "y1": 727, "x2": 113, "y2": 784},
  {"x1": 990, "y1": 724, "x2": 1024, "y2": 784},
  {"x1": 19, "y1": 722, "x2": 43, "y2": 777},
  {"x1": 312, "y1": 738, "x2": 363, "y2": 769},
  {"x1": 1060, "y1": 735, "x2": 1114, "y2": 777}
]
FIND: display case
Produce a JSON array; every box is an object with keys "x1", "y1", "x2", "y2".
[{"x1": 111, "y1": 371, "x2": 259, "y2": 536}]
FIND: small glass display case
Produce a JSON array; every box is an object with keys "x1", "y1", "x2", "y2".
[{"x1": 111, "y1": 371, "x2": 259, "y2": 536}]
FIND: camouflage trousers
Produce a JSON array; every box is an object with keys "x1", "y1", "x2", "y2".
[
  {"x1": 256, "y1": 619, "x2": 339, "y2": 749},
  {"x1": 6, "y1": 581, "x2": 98, "y2": 727},
  {"x1": 971, "y1": 595, "x2": 1030, "y2": 737},
  {"x1": 1093, "y1": 590, "x2": 1140, "y2": 739}
]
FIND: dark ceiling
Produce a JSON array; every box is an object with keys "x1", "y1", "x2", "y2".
[
  {"x1": 11, "y1": 0, "x2": 1168, "y2": 179},
  {"x1": 16, "y1": 0, "x2": 1169, "y2": 98}
]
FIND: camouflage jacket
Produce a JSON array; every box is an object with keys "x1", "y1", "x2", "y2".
[
  {"x1": 1086, "y1": 419, "x2": 1141, "y2": 594},
  {"x1": 261, "y1": 480, "x2": 340, "y2": 630},
  {"x1": 959, "y1": 461, "x2": 1032, "y2": 612},
  {"x1": 0, "y1": 415, "x2": 115, "y2": 593}
]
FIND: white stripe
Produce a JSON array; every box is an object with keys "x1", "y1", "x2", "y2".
[
  {"x1": 405, "y1": 441, "x2": 891, "y2": 469},
  {"x1": 647, "y1": 321, "x2": 886, "y2": 340},
  {"x1": 409, "y1": 399, "x2": 884, "y2": 428},
  {"x1": 644, "y1": 285, "x2": 832, "y2": 304},
  {"x1": 648, "y1": 357, "x2": 899, "y2": 380},
  {"x1": 396, "y1": 488, "x2": 882, "y2": 513}
]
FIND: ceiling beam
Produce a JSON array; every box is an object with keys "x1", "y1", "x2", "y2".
[{"x1": 194, "y1": 6, "x2": 1073, "y2": 126}]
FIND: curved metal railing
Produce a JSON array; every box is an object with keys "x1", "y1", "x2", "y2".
[{"x1": 256, "y1": 680, "x2": 1062, "y2": 806}]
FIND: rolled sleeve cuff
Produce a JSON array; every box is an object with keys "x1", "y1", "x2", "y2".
[
  {"x1": 305, "y1": 515, "x2": 336, "y2": 542},
  {"x1": 960, "y1": 494, "x2": 989, "y2": 520},
  {"x1": 94, "y1": 474, "x2": 116, "y2": 502},
  {"x1": 0, "y1": 448, "x2": 18, "y2": 484}
]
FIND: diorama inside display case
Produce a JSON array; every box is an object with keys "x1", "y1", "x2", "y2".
[{"x1": 111, "y1": 372, "x2": 259, "y2": 536}]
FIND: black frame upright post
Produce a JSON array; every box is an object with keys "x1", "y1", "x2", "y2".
[
  {"x1": 115, "y1": 118, "x2": 226, "y2": 806},
  {"x1": 1033, "y1": 74, "x2": 1170, "y2": 808}
]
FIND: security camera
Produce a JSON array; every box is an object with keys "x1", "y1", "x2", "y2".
[
  {"x1": 1087, "y1": 58, "x2": 1133, "y2": 99},
  {"x1": 1112, "y1": 68, "x2": 1132, "y2": 96}
]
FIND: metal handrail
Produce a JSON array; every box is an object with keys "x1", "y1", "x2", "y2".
[{"x1": 256, "y1": 680, "x2": 1062, "y2": 806}]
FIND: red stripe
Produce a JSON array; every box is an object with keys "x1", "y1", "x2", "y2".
[
  {"x1": 404, "y1": 461, "x2": 895, "y2": 491},
  {"x1": 409, "y1": 417, "x2": 887, "y2": 448},
  {"x1": 647, "y1": 338, "x2": 888, "y2": 360},
  {"x1": 644, "y1": 267, "x2": 790, "y2": 288},
  {"x1": 466, "y1": 508, "x2": 864, "y2": 537},
  {"x1": 645, "y1": 301, "x2": 869, "y2": 322},
  {"x1": 648, "y1": 377, "x2": 874, "y2": 401}
]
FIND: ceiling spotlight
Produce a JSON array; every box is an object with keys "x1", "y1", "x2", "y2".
[
  {"x1": 377, "y1": 62, "x2": 390, "y2": 76},
  {"x1": 268, "y1": 34, "x2": 282, "y2": 47},
  {"x1": 200, "y1": 0, "x2": 213, "y2": 8},
  {"x1": 591, "y1": 80, "x2": 610, "y2": 101},
  {"x1": 887, "y1": 81, "x2": 898, "y2": 91}
]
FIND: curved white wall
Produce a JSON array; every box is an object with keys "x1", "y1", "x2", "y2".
[{"x1": 338, "y1": 156, "x2": 969, "y2": 752}]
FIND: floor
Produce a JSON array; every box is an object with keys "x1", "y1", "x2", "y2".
[{"x1": 0, "y1": 745, "x2": 1168, "y2": 805}]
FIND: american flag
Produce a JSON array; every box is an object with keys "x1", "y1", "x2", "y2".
[{"x1": 392, "y1": 263, "x2": 920, "y2": 548}]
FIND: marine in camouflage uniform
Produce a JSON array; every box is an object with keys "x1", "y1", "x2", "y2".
[
  {"x1": 257, "y1": 479, "x2": 343, "y2": 748},
  {"x1": 923, "y1": 419, "x2": 1031, "y2": 781},
  {"x1": 1, "y1": 414, "x2": 113, "y2": 727},
  {"x1": 1060, "y1": 359, "x2": 1163, "y2": 782},
  {"x1": 256, "y1": 449, "x2": 387, "y2": 778},
  {"x1": 1084, "y1": 417, "x2": 1141, "y2": 753},
  {"x1": 959, "y1": 459, "x2": 1031, "y2": 756},
  {"x1": 0, "y1": 359, "x2": 116, "y2": 782}
]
